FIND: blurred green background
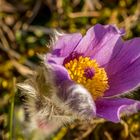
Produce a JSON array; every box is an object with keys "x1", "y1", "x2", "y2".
[{"x1": 1, "y1": 0, "x2": 140, "y2": 140}]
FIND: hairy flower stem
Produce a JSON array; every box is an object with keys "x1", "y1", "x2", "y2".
[{"x1": 9, "y1": 78, "x2": 16, "y2": 140}]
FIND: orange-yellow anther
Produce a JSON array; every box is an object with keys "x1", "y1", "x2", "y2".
[{"x1": 64, "y1": 56, "x2": 109, "y2": 100}]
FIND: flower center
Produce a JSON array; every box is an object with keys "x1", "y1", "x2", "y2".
[
  {"x1": 84, "y1": 67, "x2": 95, "y2": 79},
  {"x1": 64, "y1": 56, "x2": 109, "y2": 100}
]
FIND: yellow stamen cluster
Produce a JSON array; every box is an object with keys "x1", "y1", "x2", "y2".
[{"x1": 64, "y1": 56, "x2": 109, "y2": 100}]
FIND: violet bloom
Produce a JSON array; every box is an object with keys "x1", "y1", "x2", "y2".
[{"x1": 46, "y1": 24, "x2": 140, "y2": 123}]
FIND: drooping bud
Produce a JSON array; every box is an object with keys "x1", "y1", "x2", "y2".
[{"x1": 57, "y1": 80, "x2": 96, "y2": 119}]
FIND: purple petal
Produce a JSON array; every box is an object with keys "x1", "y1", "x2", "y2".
[
  {"x1": 49, "y1": 63, "x2": 70, "y2": 85},
  {"x1": 57, "y1": 80, "x2": 96, "y2": 119},
  {"x1": 45, "y1": 53, "x2": 65, "y2": 65},
  {"x1": 75, "y1": 24, "x2": 124, "y2": 66},
  {"x1": 52, "y1": 33, "x2": 82, "y2": 57},
  {"x1": 96, "y1": 98, "x2": 140, "y2": 123},
  {"x1": 105, "y1": 38, "x2": 140, "y2": 97}
]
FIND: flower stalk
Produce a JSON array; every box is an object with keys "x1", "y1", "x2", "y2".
[{"x1": 9, "y1": 78, "x2": 16, "y2": 140}]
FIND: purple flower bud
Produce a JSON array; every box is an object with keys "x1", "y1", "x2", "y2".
[{"x1": 57, "y1": 80, "x2": 96, "y2": 119}]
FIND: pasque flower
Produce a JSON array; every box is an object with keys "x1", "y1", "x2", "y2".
[{"x1": 46, "y1": 24, "x2": 140, "y2": 123}]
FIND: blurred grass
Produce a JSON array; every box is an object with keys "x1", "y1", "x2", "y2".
[
  {"x1": 9, "y1": 78, "x2": 15, "y2": 140},
  {"x1": 1, "y1": 0, "x2": 140, "y2": 140}
]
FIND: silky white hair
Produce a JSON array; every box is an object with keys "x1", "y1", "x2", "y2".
[{"x1": 17, "y1": 63, "x2": 95, "y2": 135}]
